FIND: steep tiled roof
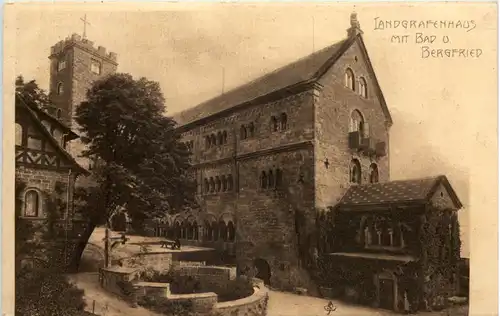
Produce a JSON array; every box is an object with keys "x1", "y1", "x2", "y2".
[
  {"x1": 337, "y1": 175, "x2": 462, "y2": 209},
  {"x1": 16, "y1": 98, "x2": 89, "y2": 175},
  {"x1": 172, "y1": 38, "x2": 351, "y2": 126}
]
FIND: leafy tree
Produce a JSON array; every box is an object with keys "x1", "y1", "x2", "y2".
[
  {"x1": 72, "y1": 73, "x2": 196, "y2": 267},
  {"x1": 15, "y1": 75, "x2": 51, "y2": 110}
]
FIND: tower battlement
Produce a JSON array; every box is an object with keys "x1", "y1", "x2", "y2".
[{"x1": 49, "y1": 33, "x2": 117, "y2": 63}]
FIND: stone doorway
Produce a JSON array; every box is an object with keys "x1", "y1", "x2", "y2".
[
  {"x1": 254, "y1": 258, "x2": 271, "y2": 285},
  {"x1": 375, "y1": 271, "x2": 399, "y2": 311}
]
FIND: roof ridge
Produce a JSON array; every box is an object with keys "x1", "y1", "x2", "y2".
[{"x1": 171, "y1": 38, "x2": 349, "y2": 121}]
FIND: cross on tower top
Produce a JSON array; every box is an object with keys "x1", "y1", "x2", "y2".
[{"x1": 80, "y1": 14, "x2": 91, "y2": 39}]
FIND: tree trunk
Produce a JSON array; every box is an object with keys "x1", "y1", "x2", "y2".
[{"x1": 69, "y1": 221, "x2": 97, "y2": 272}]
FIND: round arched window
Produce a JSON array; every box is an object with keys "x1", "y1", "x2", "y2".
[
  {"x1": 350, "y1": 159, "x2": 362, "y2": 184},
  {"x1": 57, "y1": 82, "x2": 64, "y2": 95},
  {"x1": 369, "y1": 163, "x2": 379, "y2": 183},
  {"x1": 24, "y1": 190, "x2": 41, "y2": 217},
  {"x1": 345, "y1": 68, "x2": 355, "y2": 90}
]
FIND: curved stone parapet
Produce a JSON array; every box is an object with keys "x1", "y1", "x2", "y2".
[{"x1": 214, "y1": 278, "x2": 269, "y2": 316}]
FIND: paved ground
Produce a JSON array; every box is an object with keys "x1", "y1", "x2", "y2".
[
  {"x1": 69, "y1": 272, "x2": 162, "y2": 316},
  {"x1": 70, "y1": 272, "x2": 467, "y2": 316},
  {"x1": 267, "y1": 291, "x2": 396, "y2": 316}
]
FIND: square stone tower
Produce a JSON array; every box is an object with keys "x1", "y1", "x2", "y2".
[{"x1": 48, "y1": 33, "x2": 118, "y2": 168}]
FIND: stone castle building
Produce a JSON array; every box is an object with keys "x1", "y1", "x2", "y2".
[
  {"x1": 165, "y1": 13, "x2": 393, "y2": 291},
  {"x1": 47, "y1": 33, "x2": 118, "y2": 172}
]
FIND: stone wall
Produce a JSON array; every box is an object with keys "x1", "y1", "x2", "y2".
[
  {"x1": 119, "y1": 252, "x2": 173, "y2": 273},
  {"x1": 315, "y1": 39, "x2": 391, "y2": 209},
  {"x1": 99, "y1": 266, "x2": 139, "y2": 297},
  {"x1": 99, "y1": 265, "x2": 266, "y2": 315},
  {"x1": 16, "y1": 165, "x2": 77, "y2": 218},
  {"x1": 214, "y1": 278, "x2": 269, "y2": 316}
]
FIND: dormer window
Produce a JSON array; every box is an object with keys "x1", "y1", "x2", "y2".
[
  {"x1": 359, "y1": 77, "x2": 368, "y2": 98},
  {"x1": 345, "y1": 68, "x2": 355, "y2": 91},
  {"x1": 57, "y1": 59, "x2": 66, "y2": 72},
  {"x1": 56, "y1": 109, "x2": 62, "y2": 119},
  {"x1": 91, "y1": 59, "x2": 102, "y2": 75}
]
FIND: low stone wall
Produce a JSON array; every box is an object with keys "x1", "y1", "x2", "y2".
[
  {"x1": 119, "y1": 252, "x2": 173, "y2": 273},
  {"x1": 100, "y1": 264, "x2": 268, "y2": 315},
  {"x1": 214, "y1": 278, "x2": 269, "y2": 316},
  {"x1": 100, "y1": 266, "x2": 139, "y2": 297},
  {"x1": 174, "y1": 265, "x2": 236, "y2": 280}
]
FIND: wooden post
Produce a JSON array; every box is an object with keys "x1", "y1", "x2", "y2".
[{"x1": 104, "y1": 226, "x2": 110, "y2": 268}]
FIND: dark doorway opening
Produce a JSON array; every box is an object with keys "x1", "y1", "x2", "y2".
[
  {"x1": 379, "y1": 278, "x2": 395, "y2": 310},
  {"x1": 111, "y1": 213, "x2": 127, "y2": 232},
  {"x1": 254, "y1": 258, "x2": 271, "y2": 285}
]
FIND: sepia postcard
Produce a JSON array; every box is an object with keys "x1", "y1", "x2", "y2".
[{"x1": 3, "y1": 2, "x2": 498, "y2": 316}]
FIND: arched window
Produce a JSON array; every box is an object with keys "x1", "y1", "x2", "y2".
[
  {"x1": 15, "y1": 123, "x2": 23, "y2": 146},
  {"x1": 24, "y1": 190, "x2": 40, "y2": 217},
  {"x1": 280, "y1": 113, "x2": 287, "y2": 131},
  {"x1": 261, "y1": 171, "x2": 268, "y2": 189},
  {"x1": 359, "y1": 77, "x2": 368, "y2": 98},
  {"x1": 210, "y1": 134, "x2": 217, "y2": 147},
  {"x1": 275, "y1": 168, "x2": 282, "y2": 187},
  {"x1": 57, "y1": 82, "x2": 64, "y2": 95},
  {"x1": 228, "y1": 221, "x2": 236, "y2": 242},
  {"x1": 212, "y1": 221, "x2": 219, "y2": 241},
  {"x1": 221, "y1": 175, "x2": 227, "y2": 192},
  {"x1": 204, "y1": 179, "x2": 209, "y2": 194},
  {"x1": 193, "y1": 221, "x2": 199, "y2": 240},
  {"x1": 345, "y1": 68, "x2": 355, "y2": 91},
  {"x1": 222, "y1": 131, "x2": 228, "y2": 144},
  {"x1": 350, "y1": 109, "x2": 366, "y2": 136},
  {"x1": 205, "y1": 221, "x2": 212, "y2": 241},
  {"x1": 240, "y1": 125, "x2": 247, "y2": 140},
  {"x1": 350, "y1": 159, "x2": 362, "y2": 184},
  {"x1": 174, "y1": 221, "x2": 181, "y2": 238},
  {"x1": 271, "y1": 116, "x2": 278, "y2": 132},
  {"x1": 187, "y1": 222, "x2": 193, "y2": 240},
  {"x1": 205, "y1": 136, "x2": 211, "y2": 149},
  {"x1": 209, "y1": 177, "x2": 215, "y2": 193},
  {"x1": 227, "y1": 174, "x2": 233, "y2": 191},
  {"x1": 248, "y1": 122, "x2": 255, "y2": 137},
  {"x1": 219, "y1": 220, "x2": 228, "y2": 242},
  {"x1": 268, "y1": 170, "x2": 275, "y2": 188},
  {"x1": 217, "y1": 132, "x2": 223, "y2": 145},
  {"x1": 56, "y1": 109, "x2": 62, "y2": 119},
  {"x1": 369, "y1": 163, "x2": 379, "y2": 183},
  {"x1": 215, "y1": 176, "x2": 221, "y2": 192},
  {"x1": 181, "y1": 220, "x2": 188, "y2": 239}
]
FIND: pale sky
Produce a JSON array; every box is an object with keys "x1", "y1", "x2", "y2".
[{"x1": 8, "y1": 3, "x2": 499, "y2": 260}]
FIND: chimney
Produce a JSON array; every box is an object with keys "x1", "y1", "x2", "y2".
[{"x1": 347, "y1": 12, "x2": 363, "y2": 38}]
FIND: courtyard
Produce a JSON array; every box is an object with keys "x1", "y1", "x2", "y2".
[{"x1": 69, "y1": 272, "x2": 468, "y2": 316}]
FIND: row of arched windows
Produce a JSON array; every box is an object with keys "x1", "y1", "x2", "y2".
[
  {"x1": 345, "y1": 68, "x2": 368, "y2": 99},
  {"x1": 205, "y1": 131, "x2": 228, "y2": 149},
  {"x1": 240, "y1": 122, "x2": 255, "y2": 140},
  {"x1": 203, "y1": 174, "x2": 234, "y2": 194},
  {"x1": 271, "y1": 113, "x2": 288, "y2": 132},
  {"x1": 260, "y1": 169, "x2": 283, "y2": 189},
  {"x1": 359, "y1": 217, "x2": 405, "y2": 249},
  {"x1": 155, "y1": 220, "x2": 236, "y2": 242},
  {"x1": 350, "y1": 159, "x2": 379, "y2": 184}
]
